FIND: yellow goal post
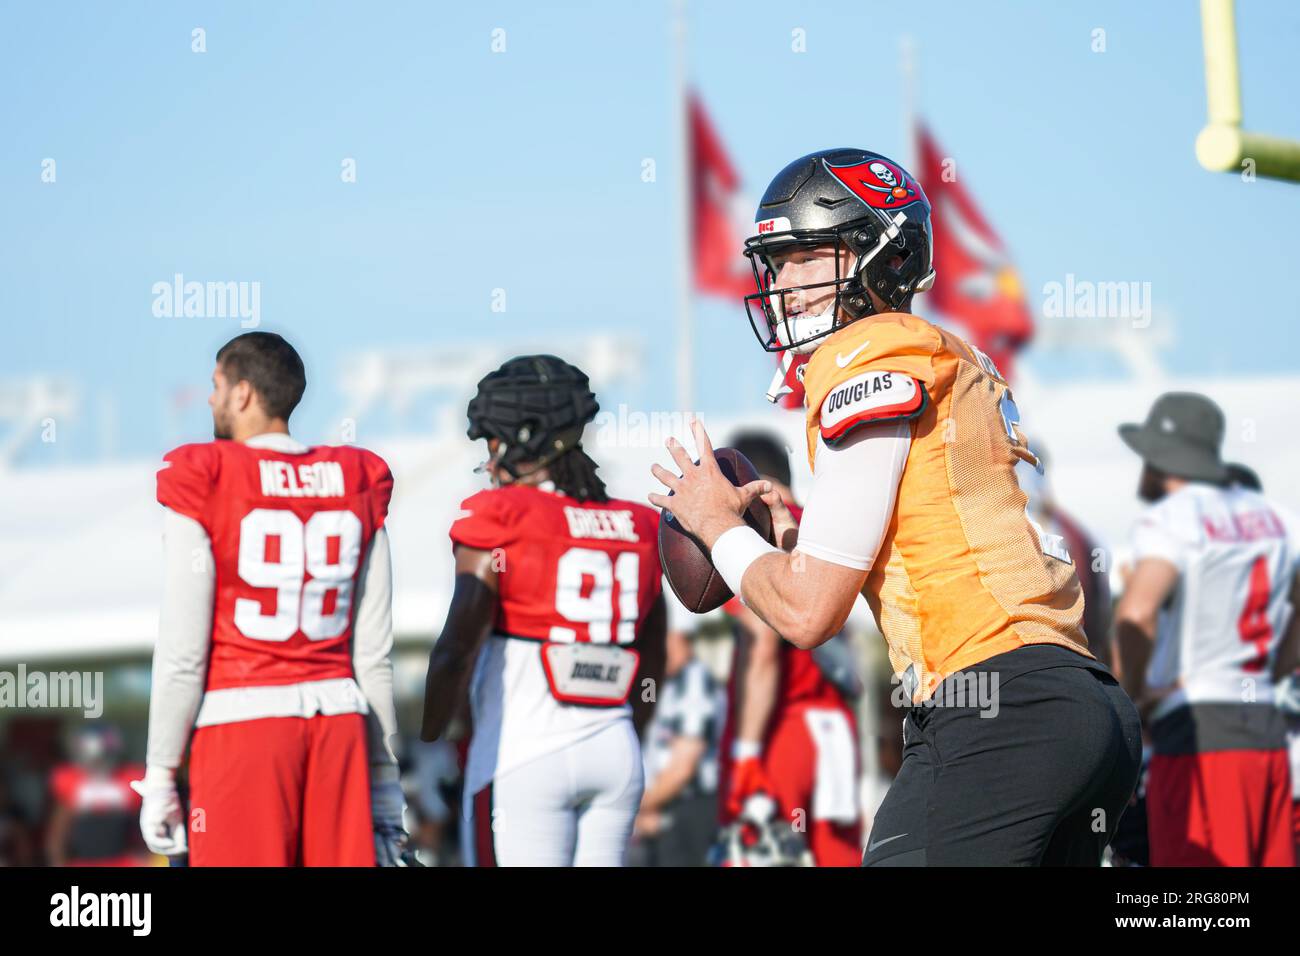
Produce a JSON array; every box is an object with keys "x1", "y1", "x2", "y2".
[{"x1": 1195, "y1": 0, "x2": 1300, "y2": 182}]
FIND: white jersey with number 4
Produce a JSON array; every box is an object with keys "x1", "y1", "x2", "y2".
[{"x1": 1131, "y1": 483, "x2": 1300, "y2": 720}]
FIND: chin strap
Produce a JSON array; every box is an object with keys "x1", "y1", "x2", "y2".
[
  {"x1": 765, "y1": 351, "x2": 796, "y2": 404},
  {"x1": 763, "y1": 212, "x2": 912, "y2": 400},
  {"x1": 765, "y1": 351, "x2": 812, "y2": 406}
]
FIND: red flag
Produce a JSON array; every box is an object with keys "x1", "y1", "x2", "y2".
[
  {"x1": 690, "y1": 94, "x2": 752, "y2": 301},
  {"x1": 916, "y1": 124, "x2": 1034, "y2": 377},
  {"x1": 170, "y1": 385, "x2": 199, "y2": 412},
  {"x1": 690, "y1": 92, "x2": 806, "y2": 409}
]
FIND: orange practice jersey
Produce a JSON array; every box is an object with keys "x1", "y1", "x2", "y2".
[{"x1": 800, "y1": 312, "x2": 1091, "y2": 701}]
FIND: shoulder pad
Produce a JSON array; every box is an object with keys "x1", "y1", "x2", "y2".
[
  {"x1": 449, "y1": 487, "x2": 518, "y2": 551},
  {"x1": 819, "y1": 371, "x2": 926, "y2": 444},
  {"x1": 355, "y1": 447, "x2": 394, "y2": 527},
  {"x1": 802, "y1": 315, "x2": 940, "y2": 422},
  {"x1": 156, "y1": 443, "x2": 220, "y2": 526}
]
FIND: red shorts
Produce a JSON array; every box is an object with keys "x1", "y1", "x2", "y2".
[
  {"x1": 1147, "y1": 749, "x2": 1295, "y2": 868},
  {"x1": 720, "y1": 702, "x2": 862, "y2": 867},
  {"x1": 66, "y1": 855, "x2": 152, "y2": 867},
  {"x1": 189, "y1": 713, "x2": 374, "y2": 867}
]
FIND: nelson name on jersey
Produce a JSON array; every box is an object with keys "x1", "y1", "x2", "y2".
[{"x1": 258, "y1": 458, "x2": 346, "y2": 498}]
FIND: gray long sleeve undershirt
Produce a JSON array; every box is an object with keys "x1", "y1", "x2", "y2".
[{"x1": 146, "y1": 508, "x2": 399, "y2": 771}]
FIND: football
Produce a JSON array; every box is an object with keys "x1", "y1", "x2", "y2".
[{"x1": 658, "y1": 447, "x2": 774, "y2": 613}]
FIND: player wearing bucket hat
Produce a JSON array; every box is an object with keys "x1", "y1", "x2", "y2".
[
  {"x1": 1115, "y1": 391, "x2": 1300, "y2": 866},
  {"x1": 1118, "y1": 392, "x2": 1230, "y2": 492}
]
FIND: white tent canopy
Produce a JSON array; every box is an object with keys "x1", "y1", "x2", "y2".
[{"x1": 3, "y1": 375, "x2": 1298, "y2": 664}]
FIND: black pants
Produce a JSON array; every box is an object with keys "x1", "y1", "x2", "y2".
[{"x1": 864, "y1": 646, "x2": 1142, "y2": 866}]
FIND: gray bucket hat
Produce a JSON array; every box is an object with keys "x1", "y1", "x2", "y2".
[{"x1": 1118, "y1": 392, "x2": 1229, "y2": 484}]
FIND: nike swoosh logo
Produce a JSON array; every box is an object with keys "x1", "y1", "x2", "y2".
[
  {"x1": 836, "y1": 341, "x2": 870, "y2": 367},
  {"x1": 867, "y1": 832, "x2": 908, "y2": 853}
]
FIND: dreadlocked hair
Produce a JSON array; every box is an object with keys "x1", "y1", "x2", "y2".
[{"x1": 547, "y1": 445, "x2": 608, "y2": 503}]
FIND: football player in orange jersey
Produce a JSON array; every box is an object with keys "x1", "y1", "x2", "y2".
[{"x1": 650, "y1": 149, "x2": 1142, "y2": 866}]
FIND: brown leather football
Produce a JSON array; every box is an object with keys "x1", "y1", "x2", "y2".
[{"x1": 657, "y1": 447, "x2": 774, "y2": 614}]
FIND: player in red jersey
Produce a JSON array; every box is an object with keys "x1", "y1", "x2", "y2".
[
  {"x1": 133, "y1": 332, "x2": 409, "y2": 867},
  {"x1": 715, "y1": 432, "x2": 863, "y2": 866},
  {"x1": 46, "y1": 726, "x2": 150, "y2": 867},
  {"x1": 421, "y1": 355, "x2": 667, "y2": 866}
]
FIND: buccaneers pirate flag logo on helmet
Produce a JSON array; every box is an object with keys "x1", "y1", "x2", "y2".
[{"x1": 823, "y1": 157, "x2": 926, "y2": 209}]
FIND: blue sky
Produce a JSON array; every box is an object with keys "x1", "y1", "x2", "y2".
[{"x1": 3, "y1": 1, "x2": 1298, "y2": 465}]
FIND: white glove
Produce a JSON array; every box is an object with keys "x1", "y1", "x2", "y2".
[
  {"x1": 129, "y1": 765, "x2": 188, "y2": 857},
  {"x1": 1276, "y1": 674, "x2": 1300, "y2": 716},
  {"x1": 370, "y1": 765, "x2": 416, "y2": 867}
]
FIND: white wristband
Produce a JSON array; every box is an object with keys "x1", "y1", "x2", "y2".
[
  {"x1": 732, "y1": 739, "x2": 762, "y2": 761},
  {"x1": 711, "y1": 525, "x2": 779, "y2": 605}
]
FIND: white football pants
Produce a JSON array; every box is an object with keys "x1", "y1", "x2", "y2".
[{"x1": 462, "y1": 720, "x2": 644, "y2": 866}]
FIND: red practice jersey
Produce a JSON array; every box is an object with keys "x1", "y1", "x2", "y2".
[
  {"x1": 50, "y1": 764, "x2": 147, "y2": 865},
  {"x1": 157, "y1": 440, "x2": 393, "y2": 691},
  {"x1": 449, "y1": 484, "x2": 662, "y2": 644},
  {"x1": 51, "y1": 764, "x2": 144, "y2": 815}
]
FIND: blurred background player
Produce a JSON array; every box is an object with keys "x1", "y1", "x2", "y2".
[
  {"x1": 134, "y1": 332, "x2": 409, "y2": 866},
  {"x1": 421, "y1": 355, "x2": 667, "y2": 867},
  {"x1": 1224, "y1": 460, "x2": 1300, "y2": 861},
  {"x1": 1279, "y1": 662, "x2": 1300, "y2": 864},
  {"x1": 406, "y1": 737, "x2": 463, "y2": 866},
  {"x1": 630, "y1": 592, "x2": 722, "y2": 867},
  {"x1": 1224, "y1": 459, "x2": 1300, "y2": 860},
  {"x1": 1109, "y1": 458, "x2": 1273, "y2": 868},
  {"x1": 0, "y1": 773, "x2": 33, "y2": 867},
  {"x1": 717, "y1": 430, "x2": 863, "y2": 866},
  {"x1": 1114, "y1": 392, "x2": 1300, "y2": 867},
  {"x1": 45, "y1": 725, "x2": 148, "y2": 867}
]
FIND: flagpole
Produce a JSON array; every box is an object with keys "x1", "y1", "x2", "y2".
[
  {"x1": 901, "y1": 35, "x2": 918, "y2": 171},
  {"x1": 672, "y1": 0, "x2": 694, "y2": 415}
]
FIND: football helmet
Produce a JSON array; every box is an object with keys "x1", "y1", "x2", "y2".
[
  {"x1": 72, "y1": 724, "x2": 123, "y2": 769},
  {"x1": 709, "y1": 793, "x2": 813, "y2": 867},
  {"x1": 466, "y1": 354, "x2": 600, "y2": 479},
  {"x1": 743, "y1": 148, "x2": 935, "y2": 355}
]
